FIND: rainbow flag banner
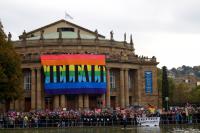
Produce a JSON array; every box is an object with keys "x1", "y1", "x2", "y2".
[{"x1": 41, "y1": 54, "x2": 106, "y2": 94}]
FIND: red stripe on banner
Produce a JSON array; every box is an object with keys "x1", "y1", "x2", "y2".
[{"x1": 41, "y1": 54, "x2": 105, "y2": 65}]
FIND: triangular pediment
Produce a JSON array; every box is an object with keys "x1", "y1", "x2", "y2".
[{"x1": 19, "y1": 19, "x2": 105, "y2": 40}]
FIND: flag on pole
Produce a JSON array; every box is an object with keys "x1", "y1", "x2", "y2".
[{"x1": 65, "y1": 11, "x2": 73, "y2": 20}]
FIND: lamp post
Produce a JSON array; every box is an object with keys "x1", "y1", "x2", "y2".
[{"x1": 165, "y1": 97, "x2": 169, "y2": 111}]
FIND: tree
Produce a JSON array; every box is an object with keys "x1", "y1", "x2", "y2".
[
  {"x1": 162, "y1": 66, "x2": 169, "y2": 111},
  {"x1": 157, "y1": 68, "x2": 162, "y2": 107},
  {"x1": 0, "y1": 24, "x2": 23, "y2": 107},
  {"x1": 168, "y1": 78, "x2": 175, "y2": 104},
  {"x1": 171, "y1": 83, "x2": 190, "y2": 105},
  {"x1": 189, "y1": 85, "x2": 200, "y2": 104}
]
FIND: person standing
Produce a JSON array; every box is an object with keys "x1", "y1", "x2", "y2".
[{"x1": 123, "y1": 113, "x2": 127, "y2": 129}]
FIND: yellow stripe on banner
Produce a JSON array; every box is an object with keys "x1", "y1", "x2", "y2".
[
  {"x1": 43, "y1": 65, "x2": 50, "y2": 72},
  {"x1": 78, "y1": 65, "x2": 84, "y2": 71},
  {"x1": 60, "y1": 65, "x2": 66, "y2": 72},
  {"x1": 53, "y1": 65, "x2": 57, "y2": 72},
  {"x1": 87, "y1": 65, "x2": 91, "y2": 71},
  {"x1": 95, "y1": 65, "x2": 101, "y2": 71},
  {"x1": 69, "y1": 65, "x2": 75, "y2": 71},
  {"x1": 103, "y1": 66, "x2": 105, "y2": 71}
]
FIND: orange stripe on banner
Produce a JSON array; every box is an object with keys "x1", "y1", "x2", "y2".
[
  {"x1": 41, "y1": 59, "x2": 105, "y2": 65},
  {"x1": 41, "y1": 54, "x2": 105, "y2": 60}
]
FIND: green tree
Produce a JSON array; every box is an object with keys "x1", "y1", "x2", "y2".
[
  {"x1": 168, "y1": 78, "x2": 175, "y2": 104},
  {"x1": 0, "y1": 24, "x2": 23, "y2": 107},
  {"x1": 189, "y1": 85, "x2": 200, "y2": 104},
  {"x1": 171, "y1": 83, "x2": 190, "y2": 105},
  {"x1": 162, "y1": 66, "x2": 169, "y2": 111}
]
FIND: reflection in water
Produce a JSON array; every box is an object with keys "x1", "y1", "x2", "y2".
[
  {"x1": 170, "y1": 128, "x2": 200, "y2": 133},
  {"x1": 1, "y1": 125, "x2": 200, "y2": 133},
  {"x1": 137, "y1": 127, "x2": 160, "y2": 133}
]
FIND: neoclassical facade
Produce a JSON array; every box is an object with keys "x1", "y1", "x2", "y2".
[{"x1": 6, "y1": 19, "x2": 159, "y2": 111}]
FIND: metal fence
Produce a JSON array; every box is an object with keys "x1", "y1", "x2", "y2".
[{"x1": 0, "y1": 114, "x2": 200, "y2": 129}]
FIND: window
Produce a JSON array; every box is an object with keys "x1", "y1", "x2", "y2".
[
  {"x1": 57, "y1": 27, "x2": 74, "y2": 32},
  {"x1": 110, "y1": 71, "x2": 116, "y2": 89},
  {"x1": 24, "y1": 71, "x2": 31, "y2": 90}
]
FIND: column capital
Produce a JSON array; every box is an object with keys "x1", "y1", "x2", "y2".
[
  {"x1": 120, "y1": 68, "x2": 125, "y2": 71},
  {"x1": 31, "y1": 68, "x2": 35, "y2": 71},
  {"x1": 36, "y1": 67, "x2": 41, "y2": 71},
  {"x1": 124, "y1": 68, "x2": 129, "y2": 71},
  {"x1": 106, "y1": 67, "x2": 111, "y2": 70}
]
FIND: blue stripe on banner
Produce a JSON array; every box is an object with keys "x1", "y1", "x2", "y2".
[
  {"x1": 45, "y1": 88, "x2": 106, "y2": 94},
  {"x1": 45, "y1": 82, "x2": 106, "y2": 89}
]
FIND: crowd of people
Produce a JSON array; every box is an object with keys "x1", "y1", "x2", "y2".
[{"x1": 0, "y1": 104, "x2": 200, "y2": 128}]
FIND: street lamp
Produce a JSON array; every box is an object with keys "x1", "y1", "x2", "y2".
[{"x1": 165, "y1": 97, "x2": 169, "y2": 111}]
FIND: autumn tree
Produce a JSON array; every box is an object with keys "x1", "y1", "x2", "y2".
[{"x1": 0, "y1": 23, "x2": 23, "y2": 107}]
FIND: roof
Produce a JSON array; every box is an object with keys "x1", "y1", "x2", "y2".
[{"x1": 19, "y1": 19, "x2": 105, "y2": 39}]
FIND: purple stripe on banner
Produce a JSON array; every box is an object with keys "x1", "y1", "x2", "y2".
[
  {"x1": 45, "y1": 82, "x2": 106, "y2": 89},
  {"x1": 45, "y1": 88, "x2": 106, "y2": 94}
]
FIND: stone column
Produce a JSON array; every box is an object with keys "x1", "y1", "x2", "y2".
[
  {"x1": 136, "y1": 68, "x2": 142, "y2": 105},
  {"x1": 10, "y1": 100, "x2": 14, "y2": 110},
  {"x1": 131, "y1": 71, "x2": 135, "y2": 105},
  {"x1": 20, "y1": 98, "x2": 25, "y2": 112},
  {"x1": 106, "y1": 68, "x2": 111, "y2": 108},
  {"x1": 65, "y1": 96, "x2": 67, "y2": 109},
  {"x1": 78, "y1": 95, "x2": 83, "y2": 110},
  {"x1": 53, "y1": 95, "x2": 60, "y2": 109},
  {"x1": 60, "y1": 95, "x2": 66, "y2": 108},
  {"x1": 42, "y1": 96, "x2": 45, "y2": 110},
  {"x1": 101, "y1": 94, "x2": 106, "y2": 108},
  {"x1": 84, "y1": 95, "x2": 89, "y2": 109},
  {"x1": 31, "y1": 68, "x2": 36, "y2": 110},
  {"x1": 36, "y1": 68, "x2": 42, "y2": 110},
  {"x1": 124, "y1": 69, "x2": 129, "y2": 107},
  {"x1": 120, "y1": 68, "x2": 125, "y2": 108},
  {"x1": 15, "y1": 100, "x2": 20, "y2": 111}
]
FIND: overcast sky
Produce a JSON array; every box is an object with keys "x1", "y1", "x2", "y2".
[{"x1": 1, "y1": 0, "x2": 200, "y2": 69}]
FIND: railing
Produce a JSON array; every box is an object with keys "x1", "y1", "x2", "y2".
[{"x1": 0, "y1": 114, "x2": 200, "y2": 129}]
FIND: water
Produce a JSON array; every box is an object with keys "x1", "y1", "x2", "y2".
[{"x1": 1, "y1": 125, "x2": 200, "y2": 133}]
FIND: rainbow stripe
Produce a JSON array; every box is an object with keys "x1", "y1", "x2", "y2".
[
  {"x1": 41, "y1": 54, "x2": 105, "y2": 65},
  {"x1": 41, "y1": 54, "x2": 107, "y2": 95}
]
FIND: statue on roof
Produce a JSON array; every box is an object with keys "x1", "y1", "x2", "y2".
[
  {"x1": 8, "y1": 32, "x2": 12, "y2": 41},
  {"x1": 22, "y1": 30, "x2": 27, "y2": 41},
  {"x1": 124, "y1": 32, "x2": 126, "y2": 42},
  {"x1": 130, "y1": 34, "x2": 133, "y2": 45},
  {"x1": 58, "y1": 28, "x2": 62, "y2": 39},
  {"x1": 95, "y1": 29, "x2": 98, "y2": 40},
  {"x1": 110, "y1": 30, "x2": 114, "y2": 41},
  {"x1": 77, "y1": 29, "x2": 81, "y2": 39},
  {"x1": 40, "y1": 30, "x2": 44, "y2": 40}
]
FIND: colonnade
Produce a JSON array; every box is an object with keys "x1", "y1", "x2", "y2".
[
  {"x1": 31, "y1": 68, "x2": 42, "y2": 110},
  {"x1": 106, "y1": 68, "x2": 131, "y2": 108},
  {"x1": 10, "y1": 67, "x2": 139, "y2": 111}
]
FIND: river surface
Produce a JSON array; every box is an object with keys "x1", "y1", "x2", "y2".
[{"x1": 1, "y1": 125, "x2": 200, "y2": 133}]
